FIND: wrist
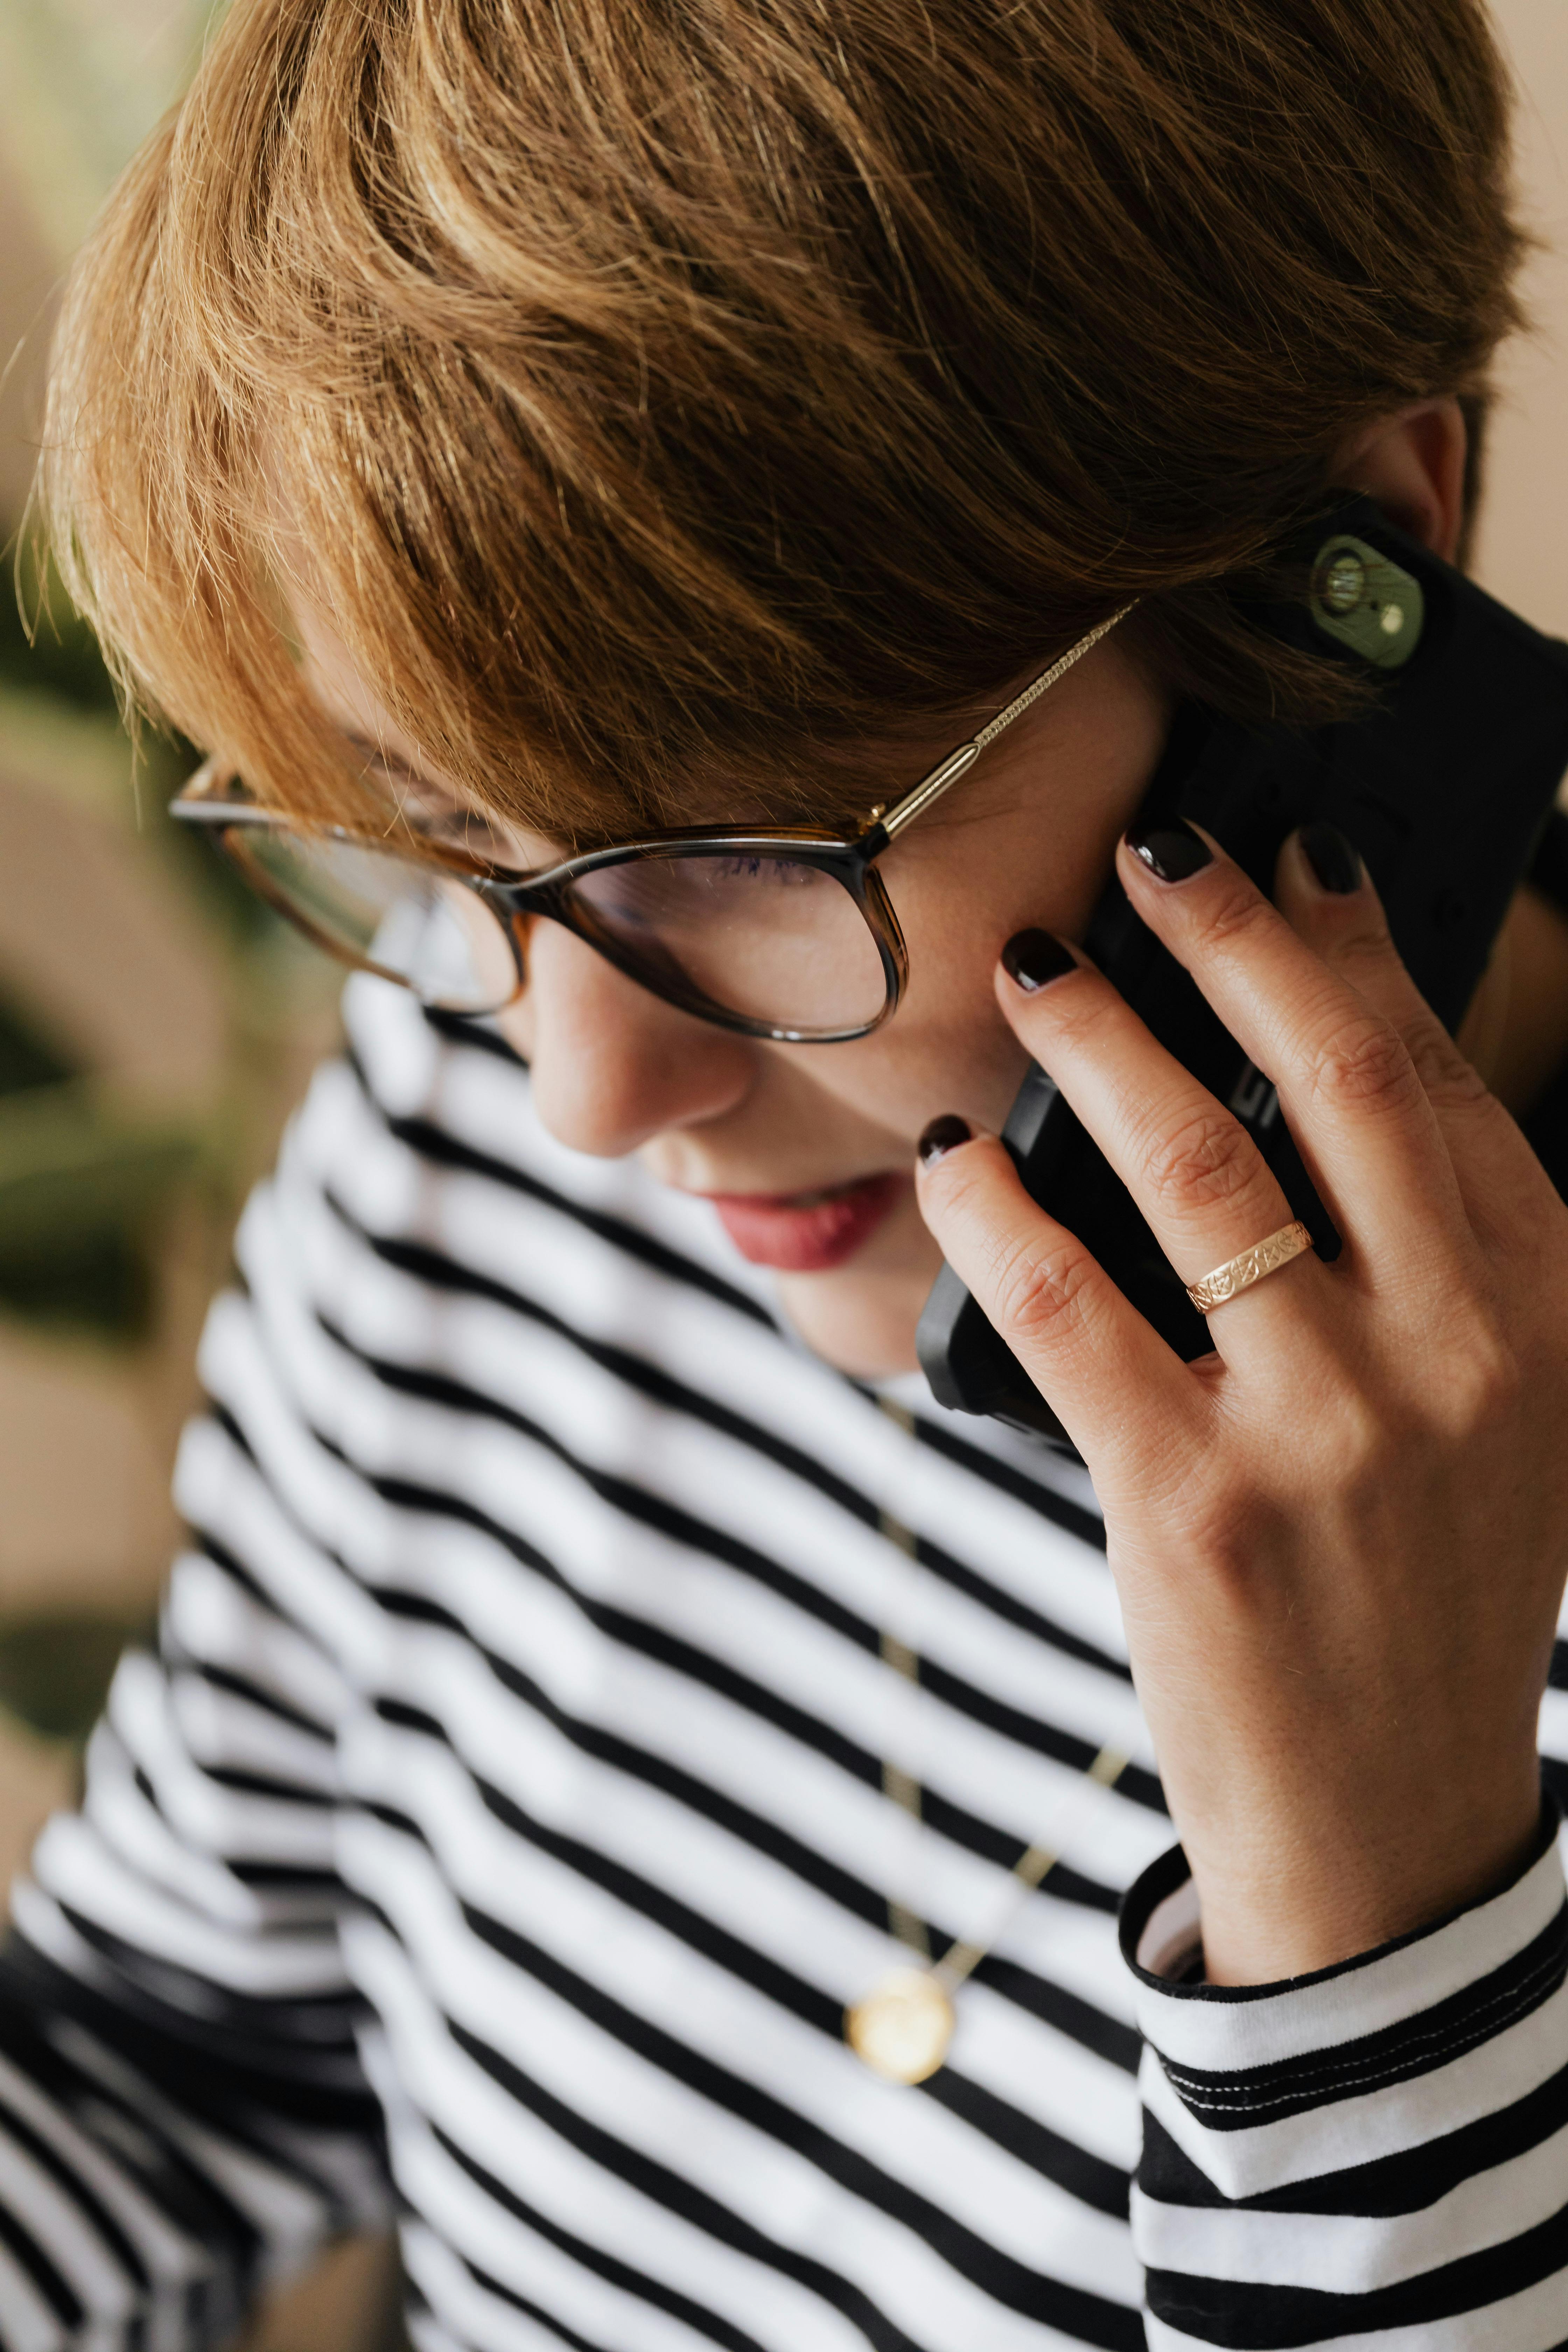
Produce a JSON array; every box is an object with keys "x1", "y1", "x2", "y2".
[{"x1": 1184, "y1": 1755, "x2": 1545, "y2": 1986}]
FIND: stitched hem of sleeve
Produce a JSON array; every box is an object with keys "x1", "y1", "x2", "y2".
[
  {"x1": 1120, "y1": 1797, "x2": 1560, "y2": 2000},
  {"x1": 1119, "y1": 1793, "x2": 1562, "y2": 2063}
]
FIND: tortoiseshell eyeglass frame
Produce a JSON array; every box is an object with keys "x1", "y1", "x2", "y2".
[{"x1": 170, "y1": 609, "x2": 1129, "y2": 1044}]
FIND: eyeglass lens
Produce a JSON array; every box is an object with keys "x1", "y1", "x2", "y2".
[
  {"x1": 561, "y1": 851, "x2": 888, "y2": 1034},
  {"x1": 227, "y1": 828, "x2": 523, "y2": 1014},
  {"x1": 226, "y1": 831, "x2": 890, "y2": 1035}
]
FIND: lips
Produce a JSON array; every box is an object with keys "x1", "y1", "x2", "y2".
[{"x1": 703, "y1": 1172, "x2": 905, "y2": 1272}]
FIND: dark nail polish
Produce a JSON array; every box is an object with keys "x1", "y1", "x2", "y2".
[
  {"x1": 1124, "y1": 819, "x2": 1213, "y2": 883},
  {"x1": 1299, "y1": 822, "x2": 1363, "y2": 895},
  {"x1": 918, "y1": 1114, "x2": 972, "y2": 1168},
  {"x1": 1001, "y1": 929, "x2": 1077, "y2": 992}
]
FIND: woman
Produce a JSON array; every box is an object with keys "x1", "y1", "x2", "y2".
[{"x1": 10, "y1": 0, "x2": 1568, "y2": 2342}]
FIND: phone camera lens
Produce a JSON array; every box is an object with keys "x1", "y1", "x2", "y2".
[{"x1": 1318, "y1": 551, "x2": 1366, "y2": 614}]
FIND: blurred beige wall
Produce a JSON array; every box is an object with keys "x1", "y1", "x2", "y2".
[
  {"x1": 0, "y1": 0, "x2": 213, "y2": 523},
  {"x1": 0, "y1": 149, "x2": 57, "y2": 525},
  {"x1": 1476, "y1": 0, "x2": 1568, "y2": 635},
  {"x1": 1, "y1": 0, "x2": 1564, "y2": 615}
]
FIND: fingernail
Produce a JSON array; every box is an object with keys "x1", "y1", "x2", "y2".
[
  {"x1": 1298, "y1": 822, "x2": 1363, "y2": 895},
  {"x1": 1001, "y1": 929, "x2": 1077, "y2": 992},
  {"x1": 918, "y1": 1114, "x2": 972, "y2": 1168},
  {"x1": 1124, "y1": 819, "x2": 1213, "y2": 883}
]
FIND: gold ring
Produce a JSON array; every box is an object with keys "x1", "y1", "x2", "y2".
[{"x1": 1186, "y1": 1221, "x2": 1312, "y2": 1316}]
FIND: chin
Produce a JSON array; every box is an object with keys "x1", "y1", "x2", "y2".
[{"x1": 772, "y1": 1255, "x2": 936, "y2": 1379}]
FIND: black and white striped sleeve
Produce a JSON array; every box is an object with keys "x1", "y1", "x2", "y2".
[
  {"x1": 1120, "y1": 1810, "x2": 1568, "y2": 2346},
  {"x1": 0, "y1": 1337, "x2": 392, "y2": 2346}
]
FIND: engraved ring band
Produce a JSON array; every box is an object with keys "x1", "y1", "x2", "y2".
[{"x1": 1186, "y1": 1221, "x2": 1314, "y2": 1317}]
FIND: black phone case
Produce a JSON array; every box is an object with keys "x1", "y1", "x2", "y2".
[{"x1": 917, "y1": 501, "x2": 1568, "y2": 1448}]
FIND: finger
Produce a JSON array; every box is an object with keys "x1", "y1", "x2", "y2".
[
  {"x1": 1116, "y1": 820, "x2": 1473, "y2": 1278},
  {"x1": 1272, "y1": 824, "x2": 1530, "y2": 1230},
  {"x1": 914, "y1": 1116, "x2": 1203, "y2": 1473},
  {"x1": 993, "y1": 928, "x2": 1320, "y2": 1362}
]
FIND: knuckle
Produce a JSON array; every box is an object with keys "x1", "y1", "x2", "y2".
[
  {"x1": 1330, "y1": 915, "x2": 1401, "y2": 985},
  {"x1": 1034, "y1": 982, "x2": 1113, "y2": 1060},
  {"x1": 1135, "y1": 1102, "x2": 1262, "y2": 1217},
  {"x1": 1326, "y1": 1301, "x2": 1522, "y2": 1466},
  {"x1": 1435, "y1": 1313, "x2": 1523, "y2": 1438},
  {"x1": 1304, "y1": 1011, "x2": 1420, "y2": 1121},
  {"x1": 1330, "y1": 1382, "x2": 1402, "y2": 1481},
  {"x1": 1197, "y1": 872, "x2": 1276, "y2": 961},
  {"x1": 1402, "y1": 1016, "x2": 1491, "y2": 1113},
  {"x1": 1144, "y1": 1464, "x2": 1279, "y2": 1598},
  {"x1": 988, "y1": 1230, "x2": 1101, "y2": 1353}
]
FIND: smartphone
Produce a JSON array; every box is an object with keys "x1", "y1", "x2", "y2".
[{"x1": 917, "y1": 499, "x2": 1568, "y2": 1448}]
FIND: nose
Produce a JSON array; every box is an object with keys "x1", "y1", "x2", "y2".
[{"x1": 502, "y1": 916, "x2": 756, "y2": 1157}]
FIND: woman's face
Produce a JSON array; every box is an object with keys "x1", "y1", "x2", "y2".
[{"x1": 304, "y1": 619, "x2": 1171, "y2": 1374}]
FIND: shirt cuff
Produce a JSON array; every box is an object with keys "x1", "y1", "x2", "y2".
[{"x1": 1119, "y1": 1800, "x2": 1568, "y2": 2203}]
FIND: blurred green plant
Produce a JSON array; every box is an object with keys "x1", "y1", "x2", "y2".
[
  {"x1": 0, "y1": 557, "x2": 118, "y2": 715},
  {"x1": 5, "y1": 546, "x2": 280, "y2": 940},
  {"x1": 0, "y1": 550, "x2": 290, "y2": 1337},
  {"x1": 0, "y1": 1075, "x2": 216, "y2": 1337},
  {"x1": 0, "y1": 990, "x2": 72, "y2": 1096},
  {"x1": 0, "y1": 1611, "x2": 149, "y2": 1742}
]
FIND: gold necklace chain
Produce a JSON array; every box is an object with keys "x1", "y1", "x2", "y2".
[{"x1": 844, "y1": 1399, "x2": 1128, "y2": 2084}]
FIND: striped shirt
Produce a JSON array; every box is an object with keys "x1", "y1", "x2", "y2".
[{"x1": 2, "y1": 971, "x2": 1568, "y2": 2351}]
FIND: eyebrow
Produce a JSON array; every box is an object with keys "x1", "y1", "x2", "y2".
[{"x1": 335, "y1": 729, "x2": 477, "y2": 846}]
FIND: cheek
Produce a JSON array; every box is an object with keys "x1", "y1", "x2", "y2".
[
  {"x1": 495, "y1": 990, "x2": 534, "y2": 1061},
  {"x1": 784, "y1": 943, "x2": 1031, "y2": 1142},
  {"x1": 848, "y1": 726, "x2": 1160, "y2": 1133},
  {"x1": 828, "y1": 875, "x2": 1047, "y2": 1135},
  {"x1": 889, "y1": 966, "x2": 1036, "y2": 1134}
]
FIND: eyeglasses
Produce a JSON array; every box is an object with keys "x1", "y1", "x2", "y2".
[{"x1": 170, "y1": 610, "x2": 1128, "y2": 1044}]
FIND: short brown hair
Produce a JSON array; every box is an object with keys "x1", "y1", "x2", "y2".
[{"x1": 39, "y1": 0, "x2": 1526, "y2": 841}]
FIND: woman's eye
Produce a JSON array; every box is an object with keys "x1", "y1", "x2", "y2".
[
  {"x1": 710, "y1": 855, "x2": 819, "y2": 886},
  {"x1": 424, "y1": 811, "x2": 518, "y2": 861},
  {"x1": 367, "y1": 772, "x2": 540, "y2": 869}
]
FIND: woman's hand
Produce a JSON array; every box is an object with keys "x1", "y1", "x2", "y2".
[{"x1": 915, "y1": 820, "x2": 1568, "y2": 1984}]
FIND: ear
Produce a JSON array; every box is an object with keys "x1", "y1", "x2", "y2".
[{"x1": 1329, "y1": 397, "x2": 1468, "y2": 562}]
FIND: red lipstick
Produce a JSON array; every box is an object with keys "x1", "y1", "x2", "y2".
[{"x1": 704, "y1": 1172, "x2": 904, "y2": 1272}]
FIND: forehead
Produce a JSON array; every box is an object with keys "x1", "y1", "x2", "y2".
[
  {"x1": 292, "y1": 582, "x2": 1138, "y2": 847},
  {"x1": 295, "y1": 601, "x2": 437, "y2": 783}
]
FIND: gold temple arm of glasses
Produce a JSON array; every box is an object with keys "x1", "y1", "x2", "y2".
[
  {"x1": 875, "y1": 606, "x2": 1135, "y2": 841},
  {"x1": 178, "y1": 605, "x2": 1133, "y2": 858}
]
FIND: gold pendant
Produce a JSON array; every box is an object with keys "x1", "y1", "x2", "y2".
[{"x1": 844, "y1": 1967, "x2": 955, "y2": 2084}]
